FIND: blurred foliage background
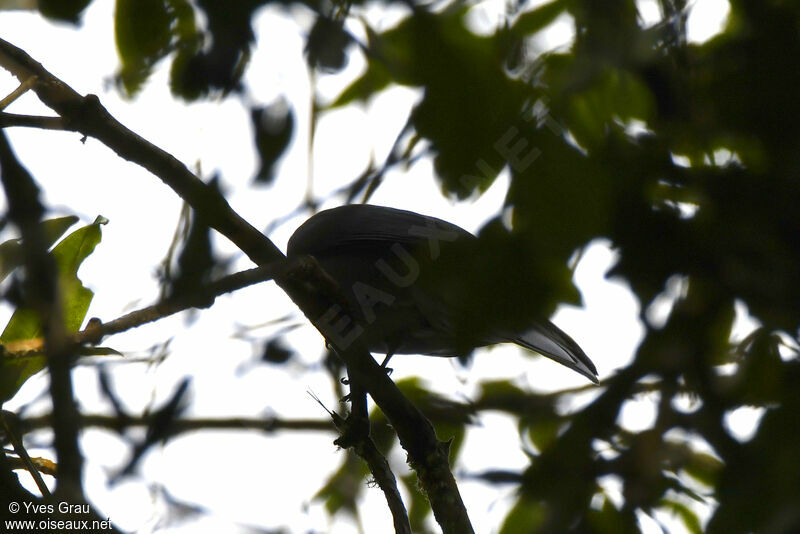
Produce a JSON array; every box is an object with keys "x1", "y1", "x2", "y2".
[{"x1": 2, "y1": 0, "x2": 800, "y2": 532}]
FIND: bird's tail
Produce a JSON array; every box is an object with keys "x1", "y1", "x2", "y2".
[{"x1": 511, "y1": 321, "x2": 598, "y2": 383}]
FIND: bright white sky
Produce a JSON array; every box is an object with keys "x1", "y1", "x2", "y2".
[{"x1": 0, "y1": 1, "x2": 740, "y2": 532}]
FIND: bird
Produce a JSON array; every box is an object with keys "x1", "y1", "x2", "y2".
[{"x1": 287, "y1": 204, "x2": 598, "y2": 383}]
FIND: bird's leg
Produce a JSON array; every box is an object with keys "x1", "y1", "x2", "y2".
[
  {"x1": 378, "y1": 353, "x2": 394, "y2": 375},
  {"x1": 379, "y1": 342, "x2": 399, "y2": 375},
  {"x1": 339, "y1": 376, "x2": 351, "y2": 402},
  {"x1": 334, "y1": 377, "x2": 370, "y2": 449},
  {"x1": 343, "y1": 349, "x2": 393, "y2": 405}
]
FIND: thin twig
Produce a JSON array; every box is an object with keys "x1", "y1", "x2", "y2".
[
  {"x1": 0, "y1": 131, "x2": 83, "y2": 501},
  {"x1": 0, "y1": 36, "x2": 475, "y2": 534},
  {"x1": 0, "y1": 74, "x2": 37, "y2": 110},
  {"x1": 75, "y1": 261, "x2": 286, "y2": 344},
  {"x1": 356, "y1": 438, "x2": 412, "y2": 534},
  {"x1": 3, "y1": 454, "x2": 58, "y2": 478},
  {"x1": 1, "y1": 411, "x2": 51, "y2": 496},
  {"x1": 20, "y1": 413, "x2": 335, "y2": 436},
  {"x1": 0, "y1": 111, "x2": 68, "y2": 130},
  {"x1": 309, "y1": 391, "x2": 412, "y2": 534},
  {"x1": 306, "y1": 68, "x2": 317, "y2": 205}
]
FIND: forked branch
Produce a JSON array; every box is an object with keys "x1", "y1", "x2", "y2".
[{"x1": 0, "y1": 37, "x2": 473, "y2": 533}]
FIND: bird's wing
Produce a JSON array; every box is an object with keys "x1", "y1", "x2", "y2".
[
  {"x1": 288, "y1": 204, "x2": 599, "y2": 383},
  {"x1": 287, "y1": 204, "x2": 474, "y2": 257},
  {"x1": 510, "y1": 321, "x2": 598, "y2": 383}
]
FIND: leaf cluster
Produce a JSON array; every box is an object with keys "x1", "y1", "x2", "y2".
[
  {"x1": 0, "y1": 216, "x2": 105, "y2": 403},
  {"x1": 4, "y1": 0, "x2": 800, "y2": 532}
]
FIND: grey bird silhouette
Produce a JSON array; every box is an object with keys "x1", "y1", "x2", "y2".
[{"x1": 287, "y1": 204, "x2": 598, "y2": 383}]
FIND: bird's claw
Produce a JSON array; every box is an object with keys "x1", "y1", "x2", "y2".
[{"x1": 333, "y1": 411, "x2": 370, "y2": 449}]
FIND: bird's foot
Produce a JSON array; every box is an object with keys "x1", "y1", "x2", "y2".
[
  {"x1": 379, "y1": 352, "x2": 395, "y2": 375},
  {"x1": 333, "y1": 410, "x2": 370, "y2": 449}
]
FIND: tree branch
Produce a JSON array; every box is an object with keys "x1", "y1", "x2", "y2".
[
  {"x1": 19, "y1": 413, "x2": 335, "y2": 436},
  {"x1": 0, "y1": 74, "x2": 37, "y2": 110},
  {"x1": 0, "y1": 37, "x2": 474, "y2": 533},
  {"x1": 351, "y1": 434, "x2": 412, "y2": 534},
  {"x1": 313, "y1": 390, "x2": 412, "y2": 534},
  {"x1": 0, "y1": 133, "x2": 123, "y2": 533},
  {"x1": 0, "y1": 131, "x2": 83, "y2": 500},
  {"x1": 1, "y1": 410, "x2": 50, "y2": 496},
  {"x1": 0, "y1": 111, "x2": 69, "y2": 130},
  {"x1": 75, "y1": 262, "x2": 285, "y2": 344}
]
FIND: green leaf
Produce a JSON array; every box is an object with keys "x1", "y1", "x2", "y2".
[
  {"x1": 683, "y1": 451, "x2": 724, "y2": 487},
  {"x1": 565, "y1": 68, "x2": 654, "y2": 148},
  {"x1": 658, "y1": 498, "x2": 703, "y2": 534},
  {"x1": 499, "y1": 495, "x2": 545, "y2": 534},
  {"x1": 115, "y1": 0, "x2": 174, "y2": 95},
  {"x1": 587, "y1": 496, "x2": 640, "y2": 533},
  {"x1": 38, "y1": 0, "x2": 93, "y2": 23},
  {"x1": 329, "y1": 60, "x2": 393, "y2": 108},
  {"x1": 328, "y1": 21, "x2": 416, "y2": 108},
  {"x1": 526, "y1": 418, "x2": 562, "y2": 452},
  {"x1": 167, "y1": 0, "x2": 204, "y2": 100},
  {"x1": 0, "y1": 339, "x2": 46, "y2": 406},
  {"x1": 78, "y1": 346, "x2": 123, "y2": 357},
  {"x1": 167, "y1": 0, "x2": 197, "y2": 42},
  {"x1": 664, "y1": 471, "x2": 707, "y2": 504},
  {"x1": 52, "y1": 217, "x2": 105, "y2": 332},
  {"x1": 0, "y1": 215, "x2": 79, "y2": 282},
  {"x1": 0, "y1": 217, "x2": 105, "y2": 403},
  {"x1": 313, "y1": 453, "x2": 368, "y2": 518},
  {"x1": 41, "y1": 216, "x2": 81, "y2": 248},
  {"x1": 478, "y1": 379, "x2": 527, "y2": 399}
]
